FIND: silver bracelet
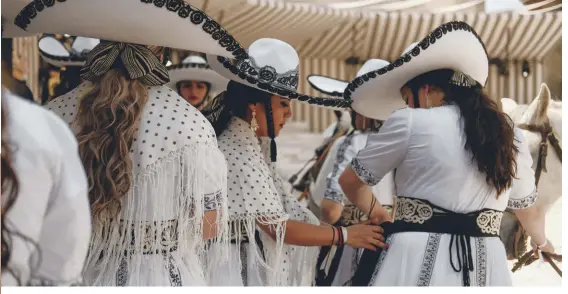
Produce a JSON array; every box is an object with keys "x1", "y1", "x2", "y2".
[{"x1": 341, "y1": 227, "x2": 348, "y2": 245}]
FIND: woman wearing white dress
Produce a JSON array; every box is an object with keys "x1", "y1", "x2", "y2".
[
  {"x1": 1, "y1": 87, "x2": 91, "y2": 286},
  {"x1": 6, "y1": 0, "x2": 249, "y2": 286},
  {"x1": 203, "y1": 38, "x2": 386, "y2": 286},
  {"x1": 166, "y1": 55, "x2": 228, "y2": 111},
  {"x1": 338, "y1": 21, "x2": 554, "y2": 286},
  {"x1": 306, "y1": 59, "x2": 397, "y2": 286}
]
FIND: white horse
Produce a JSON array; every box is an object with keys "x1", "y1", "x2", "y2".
[{"x1": 500, "y1": 83, "x2": 562, "y2": 258}]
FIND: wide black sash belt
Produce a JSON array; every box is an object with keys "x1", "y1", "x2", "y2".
[
  {"x1": 352, "y1": 197, "x2": 503, "y2": 287},
  {"x1": 316, "y1": 205, "x2": 392, "y2": 286}
]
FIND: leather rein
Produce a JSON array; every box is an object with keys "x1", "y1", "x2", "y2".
[
  {"x1": 512, "y1": 121, "x2": 562, "y2": 277},
  {"x1": 517, "y1": 121, "x2": 562, "y2": 185}
]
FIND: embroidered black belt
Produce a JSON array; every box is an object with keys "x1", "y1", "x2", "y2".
[
  {"x1": 316, "y1": 205, "x2": 393, "y2": 286},
  {"x1": 338, "y1": 204, "x2": 393, "y2": 227},
  {"x1": 352, "y1": 197, "x2": 503, "y2": 287},
  {"x1": 121, "y1": 219, "x2": 179, "y2": 256}
]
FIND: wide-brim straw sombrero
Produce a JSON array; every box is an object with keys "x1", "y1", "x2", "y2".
[
  {"x1": 38, "y1": 35, "x2": 99, "y2": 67},
  {"x1": 307, "y1": 59, "x2": 390, "y2": 98},
  {"x1": 2, "y1": 0, "x2": 246, "y2": 60},
  {"x1": 344, "y1": 21, "x2": 488, "y2": 120},
  {"x1": 207, "y1": 38, "x2": 351, "y2": 109},
  {"x1": 166, "y1": 55, "x2": 228, "y2": 95}
]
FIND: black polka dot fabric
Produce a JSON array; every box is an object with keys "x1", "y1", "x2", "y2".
[
  {"x1": 45, "y1": 82, "x2": 220, "y2": 175},
  {"x1": 218, "y1": 118, "x2": 287, "y2": 220},
  {"x1": 259, "y1": 138, "x2": 319, "y2": 225}
]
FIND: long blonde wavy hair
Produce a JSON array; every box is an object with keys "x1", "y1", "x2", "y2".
[{"x1": 75, "y1": 46, "x2": 163, "y2": 220}]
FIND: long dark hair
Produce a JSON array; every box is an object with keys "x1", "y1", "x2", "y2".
[
  {"x1": 404, "y1": 69, "x2": 518, "y2": 196},
  {"x1": 1, "y1": 106, "x2": 19, "y2": 275},
  {"x1": 207, "y1": 81, "x2": 271, "y2": 136},
  {"x1": 350, "y1": 110, "x2": 383, "y2": 132}
]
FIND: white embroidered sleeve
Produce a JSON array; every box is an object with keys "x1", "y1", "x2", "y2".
[
  {"x1": 324, "y1": 135, "x2": 357, "y2": 205},
  {"x1": 349, "y1": 109, "x2": 411, "y2": 186},
  {"x1": 507, "y1": 128, "x2": 538, "y2": 210}
]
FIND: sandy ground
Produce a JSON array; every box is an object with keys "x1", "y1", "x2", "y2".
[{"x1": 275, "y1": 121, "x2": 563, "y2": 287}]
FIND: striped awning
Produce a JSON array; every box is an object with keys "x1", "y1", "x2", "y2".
[{"x1": 188, "y1": 0, "x2": 561, "y2": 61}]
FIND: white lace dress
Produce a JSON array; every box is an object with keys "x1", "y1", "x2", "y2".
[
  {"x1": 349, "y1": 105, "x2": 537, "y2": 286},
  {"x1": 46, "y1": 83, "x2": 229, "y2": 286},
  {"x1": 315, "y1": 130, "x2": 396, "y2": 286},
  {"x1": 2, "y1": 91, "x2": 91, "y2": 286},
  {"x1": 208, "y1": 117, "x2": 319, "y2": 286}
]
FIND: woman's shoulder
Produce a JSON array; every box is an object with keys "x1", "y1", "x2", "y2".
[
  {"x1": 143, "y1": 85, "x2": 217, "y2": 144},
  {"x1": 132, "y1": 85, "x2": 218, "y2": 168}
]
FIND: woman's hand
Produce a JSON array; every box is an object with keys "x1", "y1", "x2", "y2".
[
  {"x1": 531, "y1": 238, "x2": 555, "y2": 254},
  {"x1": 345, "y1": 224, "x2": 387, "y2": 251}
]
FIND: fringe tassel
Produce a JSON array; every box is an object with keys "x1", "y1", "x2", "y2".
[{"x1": 83, "y1": 143, "x2": 229, "y2": 286}]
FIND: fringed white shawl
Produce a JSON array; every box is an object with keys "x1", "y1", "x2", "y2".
[
  {"x1": 46, "y1": 83, "x2": 229, "y2": 286},
  {"x1": 214, "y1": 117, "x2": 318, "y2": 286},
  {"x1": 260, "y1": 137, "x2": 320, "y2": 286}
]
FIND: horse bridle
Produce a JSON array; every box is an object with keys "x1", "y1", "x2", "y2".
[
  {"x1": 513, "y1": 120, "x2": 562, "y2": 277},
  {"x1": 516, "y1": 121, "x2": 562, "y2": 185}
]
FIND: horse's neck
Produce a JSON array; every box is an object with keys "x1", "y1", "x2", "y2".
[{"x1": 534, "y1": 131, "x2": 562, "y2": 214}]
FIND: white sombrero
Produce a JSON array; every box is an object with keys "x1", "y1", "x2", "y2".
[
  {"x1": 38, "y1": 35, "x2": 99, "y2": 67},
  {"x1": 344, "y1": 21, "x2": 489, "y2": 120},
  {"x1": 2, "y1": 0, "x2": 245, "y2": 59},
  {"x1": 307, "y1": 59, "x2": 390, "y2": 98},
  {"x1": 207, "y1": 38, "x2": 350, "y2": 109},
  {"x1": 166, "y1": 55, "x2": 228, "y2": 94}
]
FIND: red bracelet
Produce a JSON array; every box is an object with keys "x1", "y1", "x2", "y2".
[
  {"x1": 331, "y1": 225, "x2": 336, "y2": 246},
  {"x1": 337, "y1": 227, "x2": 344, "y2": 247}
]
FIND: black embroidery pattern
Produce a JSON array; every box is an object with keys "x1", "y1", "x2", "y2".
[
  {"x1": 475, "y1": 237, "x2": 487, "y2": 286},
  {"x1": 417, "y1": 233, "x2": 441, "y2": 286},
  {"x1": 14, "y1": 0, "x2": 247, "y2": 60},
  {"x1": 216, "y1": 56, "x2": 351, "y2": 109},
  {"x1": 116, "y1": 258, "x2": 128, "y2": 286},
  {"x1": 167, "y1": 62, "x2": 211, "y2": 71},
  {"x1": 235, "y1": 58, "x2": 299, "y2": 91},
  {"x1": 204, "y1": 190, "x2": 223, "y2": 211},
  {"x1": 167, "y1": 254, "x2": 182, "y2": 286},
  {"x1": 343, "y1": 21, "x2": 488, "y2": 101},
  {"x1": 120, "y1": 219, "x2": 179, "y2": 255},
  {"x1": 350, "y1": 157, "x2": 380, "y2": 186},
  {"x1": 507, "y1": 187, "x2": 538, "y2": 209},
  {"x1": 324, "y1": 134, "x2": 355, "y2": 204},
  {"x1": 240, "y1": 242, "x2": 248, "y2": 286},
  {"x1": 351, "y1": 248, "x2": 361, "y2": 280},
  {"x1": 368, "y1": 235, "x2": 393, "y2": 285}
]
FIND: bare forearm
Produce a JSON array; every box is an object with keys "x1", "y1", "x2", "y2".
[
  {"x1": 202, "y1": 211, "x2": 218, "y2": 241},
  {"x1": 513, "y1": 205, "x2": 546, "y2": 245},
  {"x1": 339, "y1": 168, "x2": 389, "y2": 223},
  {"x1": 258, "y1": 220, "x2": 335, "y2": 247},
  {"x1": 320, "y1": 199, "x2": 343, "y2": 225}
]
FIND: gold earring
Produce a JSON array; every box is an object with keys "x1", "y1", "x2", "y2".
[{"x1": 250, "y1": 109, "x2": 259, "y2": 133}]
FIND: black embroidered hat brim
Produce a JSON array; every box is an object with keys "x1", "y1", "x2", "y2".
[
  {"x1": 166, "y1": 62, "x2": 229, "y2": 95},
  {"x1": 207, "y1": 54, "x2": 351, "y2": 109},
  {"x1": 344, "y1": 21, "x2": 489, "y2": 121},
  {"x1": 307, "y1": 74, "x2": 349, "y2": 98},
  {"x1": 3, "y1": 0, "x2": 247, "y2": 60},
  {"x1": 38, "y1": 35, "x2": 88, "y2": 68}
]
